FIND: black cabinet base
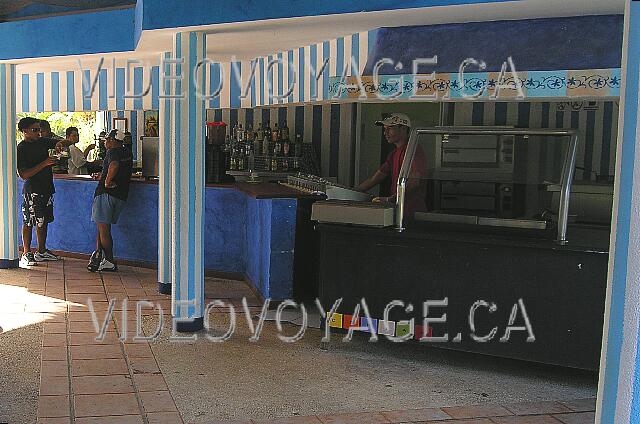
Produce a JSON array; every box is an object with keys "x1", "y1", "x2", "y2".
[
  {"x1": 158, "y1": 282, "x2": 172, "y2": 295},
  {"x1": 175, "y1": 317, "x2": 204, "y2": 333}
]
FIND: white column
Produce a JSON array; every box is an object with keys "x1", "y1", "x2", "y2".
[
  {"x1": 597, "y1": 2, "x2": 640, "y2": 423},
  {"x1": 170, "y1": 31, "x2": 206, "y2": 332},
  {"x1": 158, "y1": 52, "x2": 173, "y2": 294},
  {"x1": 0, "y1": 63, "x2": 19, "y2": 268}
]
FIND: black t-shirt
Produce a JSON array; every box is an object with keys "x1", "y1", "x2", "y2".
[
  {"x1": 94, "y1": 146, "x2": 133, "y2": 201},
  {"x1": 17, "y1": 138, "x2": 58, "y2": 195}
]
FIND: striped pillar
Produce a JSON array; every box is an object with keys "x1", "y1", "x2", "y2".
[
  {"x1": 169, "y1": 32, "x2": 206, "y2": 332},
  {"x1": 158, "y1": 52, "x2": 173, "y2": 295},
  {"x1": 0, "y1": 64, "x2": 19, "y2": 268},
  {"x1": 597, "y1": 1, "x2": 640, "y2": 423}
]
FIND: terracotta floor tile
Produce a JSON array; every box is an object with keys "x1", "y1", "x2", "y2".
[
  {"x1": 69, "y1": 302, "x2": 110, "y2": 312},
  {"x1": 68, "y1": 312, "x2": 99, "y2": 322},
  {"x1": 41, "y1": 360, "x2": 69, "y2": 378},
  {"x1": 74, "y1": 393, "x2": 141, "y2": 417},
  {"x1": 254, "y1": 417, "x2": 322, "y2": 424},
  {"x1": 37, "y1": 417, "x2": 71, "y2": 424},
  {"x1": 69, "y1": 321, "x2": 111, "y2": 333},
  {"x1": 132, "y1": 374, "x2": 168, "y2": 392},
  {"x1": 139, "y1": 391, "x2": 178, "y2": 413},
  {"x1": 73, "y1": 375, "x2": 135, "y2": 394},
  {"x1": 37, "y1": 394, "x2": 70, "y2": 418},
  {"x1": 71, "y1": 344, "x2": 123, "y2": 360},
  {"x1": 381, "y1": 407, "x2": 451, "y2": 422},
  {"x1": 504, "y1": 401, "x2": 572, "y2": 416},
  {"x1": 442, "y1": 404, "x2": 513, "y2": 419},
  {"x1": 492, "y1": 415, "x2": 565, "y2": 423},
  {"x1": 146, "y1": 411, "x2": 184, "y2": 424},
  {"x1": 553, "y1": 412, "x2": 596, "y2": 424},
  {"x1": 203, "y1": 420, "x2": 251, "y2": 424},
  {"x1": 72, "y1": 358, "x2": 129, "y2": 376},
  {"x1": 74, "y1": 415, "x2": 143, "y2": 424},
  {"x1": 70, "y1": 331, "x2": 120, "y2": 345},
  {"x1": 67, "y1": 294, "x2": 109, "y2": 304},
  {"x1": 42, "y1": 346, "x2": 68, "y2": 361},
  {"x1": 424, "y1": 420, "x2": 494, "y2": 424},
  {"x1": 317, "y1": 412, "x2": 390, "y2": 424},
  {"x1": 44, "y1": 313, "x2": 66, "y2": 324},
  {"x1": 39, "y1": 376, "x2": 69, "y2": 396},
  {"x1": 129, "y1": 357, "x2": 161, "y2": 374},
  {"x1": 124, "y1": 343, "x2": 154, "y2": 358},
  {"x1": 42, "y1": 333, "x2": 67, "y2": 347},
  {"x1": 27, "y1": 302, "x2": 68, "y2": 313},
  {"x1": 43, "y1": 322, "x2": 67, "y2": 334},
  {"x1": 559, "y1": 399, "x2": 596, "y2": 413},
  {"x1": 67, "y1": 286, "x2": 106, "y2": 294}
]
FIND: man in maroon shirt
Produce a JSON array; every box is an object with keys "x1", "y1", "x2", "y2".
[{"x1": 355, "y1": 113, "x2": 427, "y2": 218}]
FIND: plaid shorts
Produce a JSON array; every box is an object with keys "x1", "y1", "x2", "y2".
[{"x1": 21, "y1": 192, "x2": 54, "y2": 228}]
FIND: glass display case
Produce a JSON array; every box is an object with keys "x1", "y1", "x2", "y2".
[{"x1": 396, "y1": 127, "x2": 580, "y2": 244}]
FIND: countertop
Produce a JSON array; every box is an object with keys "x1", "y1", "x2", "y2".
[
  {"x1": 316, "y1": 222, "x2": 611, "y2": 254},
  {"x1": 52, "y1": 174, "x2": 318, "y2": 199}
]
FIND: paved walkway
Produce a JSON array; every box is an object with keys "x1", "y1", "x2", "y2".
[{"x1": 0, "y1": 258, "x2": 596, "y2": 424}]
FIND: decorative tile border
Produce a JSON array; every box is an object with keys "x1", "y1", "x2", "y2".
[
  {"x1": 327, "y1": 311, "x2": 434, "y2": 340},
  {"x1": 328, "y1": 68, "x2": 621, "y2": 100}
]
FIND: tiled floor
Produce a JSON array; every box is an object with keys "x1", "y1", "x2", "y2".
[
  {"x1": 21, "y1": 259, "x2": 183, "y2": 424},
  {"x1": 1, "y1": 258, "x2": 596, "y2": 424}
]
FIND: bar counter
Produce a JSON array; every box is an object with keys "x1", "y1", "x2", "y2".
[
  {"x1": 316, "y1": 222, "x2": 610, "y2": 370},
  {"x1": 18, "y1": 174, "x2": 310, "y2": 300}
]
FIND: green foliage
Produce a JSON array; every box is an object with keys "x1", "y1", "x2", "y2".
[{"x1": 17, "y1": 112, "x2": 100, "y2": 152}]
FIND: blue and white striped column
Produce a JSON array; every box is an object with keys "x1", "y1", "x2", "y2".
[
  {"x1": 597, "y1": 2, "x2": 640, "y2": 423},
  {"x1": 170, "y1": 32, "x2": 206, "y2": 332},
  {"x1": 158, "y1": 52, "x2": 173, "y2": 295},
  {"x1": 158, "y1": 53, "x2": 175, "y2": 294},
  {"x1": 0, "y1": 64, "x2": 19, "y2": 268}
]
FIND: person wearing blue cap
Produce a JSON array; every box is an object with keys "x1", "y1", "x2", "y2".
[{"x1": 88, "y1": 129, "x2": 133, "y2": 272}]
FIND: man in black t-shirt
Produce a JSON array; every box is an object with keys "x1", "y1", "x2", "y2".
[
  {"x1": 16, "y1": 117, "x2": 74, "y2": 267},
  {"x1": 88, "y1": 129, "x2": 133, "y2": 272}
]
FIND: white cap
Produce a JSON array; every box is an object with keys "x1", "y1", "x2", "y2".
[{"x1": 375, "y1": 113, "x2": 411, "y2": 128}]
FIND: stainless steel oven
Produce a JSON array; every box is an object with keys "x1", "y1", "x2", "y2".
[{"x1": 436, "y1": 132, "x2": 515, "y2": 174}]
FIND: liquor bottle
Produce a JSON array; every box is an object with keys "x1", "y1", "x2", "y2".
[
  {"x1": 271, "y1": 157, "x2": 278, "y2": 172},
  {"x1": 272, "y1": 123, "x2": 280, "y2": 142},
  {"x1": 264, "y1": 121, "x2": 272, "y2": 143},
  {"x1": 256, "y1": 123, "x2": 264, "y2": 142},
  {"x1": 283, "y1": 136, "x2": 290, "y2": 157},
  {"x1": 232, "y1": 123, "x2": 238, "y2": 140},
  {"x1": 282, "y1": 157, "x2": 289, "y2": 172},
  {"x1": 294, "y1": 134, "x2": 303, "y2": 157},
  {"x1": 281, "y1": 121, "x2": 289, "y2": 142},
  {"x1": 237, "y1": 124, "x2": 244, "y2": 142},
  {"x1": 246, "y1": 124, "x2": 253, "y2": 141},
  {"x1": 273, "y1": 139, "x2": 282, "y2": 157}
]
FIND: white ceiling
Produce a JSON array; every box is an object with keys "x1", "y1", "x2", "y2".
[{"x1": 15, "y1": 0, "x2": 625, "y2": 69}]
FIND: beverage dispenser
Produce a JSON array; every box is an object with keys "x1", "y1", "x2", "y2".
[{"x1": 206, "y1": 122, "x2": 227, "y2": 183}]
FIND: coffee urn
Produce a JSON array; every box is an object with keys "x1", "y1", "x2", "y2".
[{"x1": 206, "y1": 122, "x2": 227, "y2": 183}]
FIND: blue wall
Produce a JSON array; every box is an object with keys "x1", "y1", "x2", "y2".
[
  {"x1": 0, "y1": 8, "x2": 136, "y2": 60},
  {"x1": 16, "y1": 178, "x2": 296, "y2": 299},
  {"x1": 137, "y1": 0, "x2": 521, "y2": 31},
  {"x1": 364, "y1": 15, "x2": 624, "y2": 74}
]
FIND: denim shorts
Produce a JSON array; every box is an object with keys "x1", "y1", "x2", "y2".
[{"x1": 91, "y1": 193, "x2": 126, "y2": 224}]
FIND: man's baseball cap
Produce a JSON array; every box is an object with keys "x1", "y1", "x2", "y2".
[
  {"x1": 375, "y1": 113, "x2": 411, "y2": 128},
  {"x1": 106, "y1": 129, "x2": 125, "y2": 141}
]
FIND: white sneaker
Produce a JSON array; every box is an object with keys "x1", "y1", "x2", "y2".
[
  {"x1": 98, "y1": 258, "x2": 118, "y2": 272},
  {"x1": 34, "y1": 250, "x2": 60, "y2": 262},
  {"x1": 20, "y1": 252, "x2": 36, "y2": 267}
]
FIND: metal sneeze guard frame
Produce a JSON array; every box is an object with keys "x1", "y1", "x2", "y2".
[{"x1": 395, "y1": 127, "x2": 579, "y2": 245}]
